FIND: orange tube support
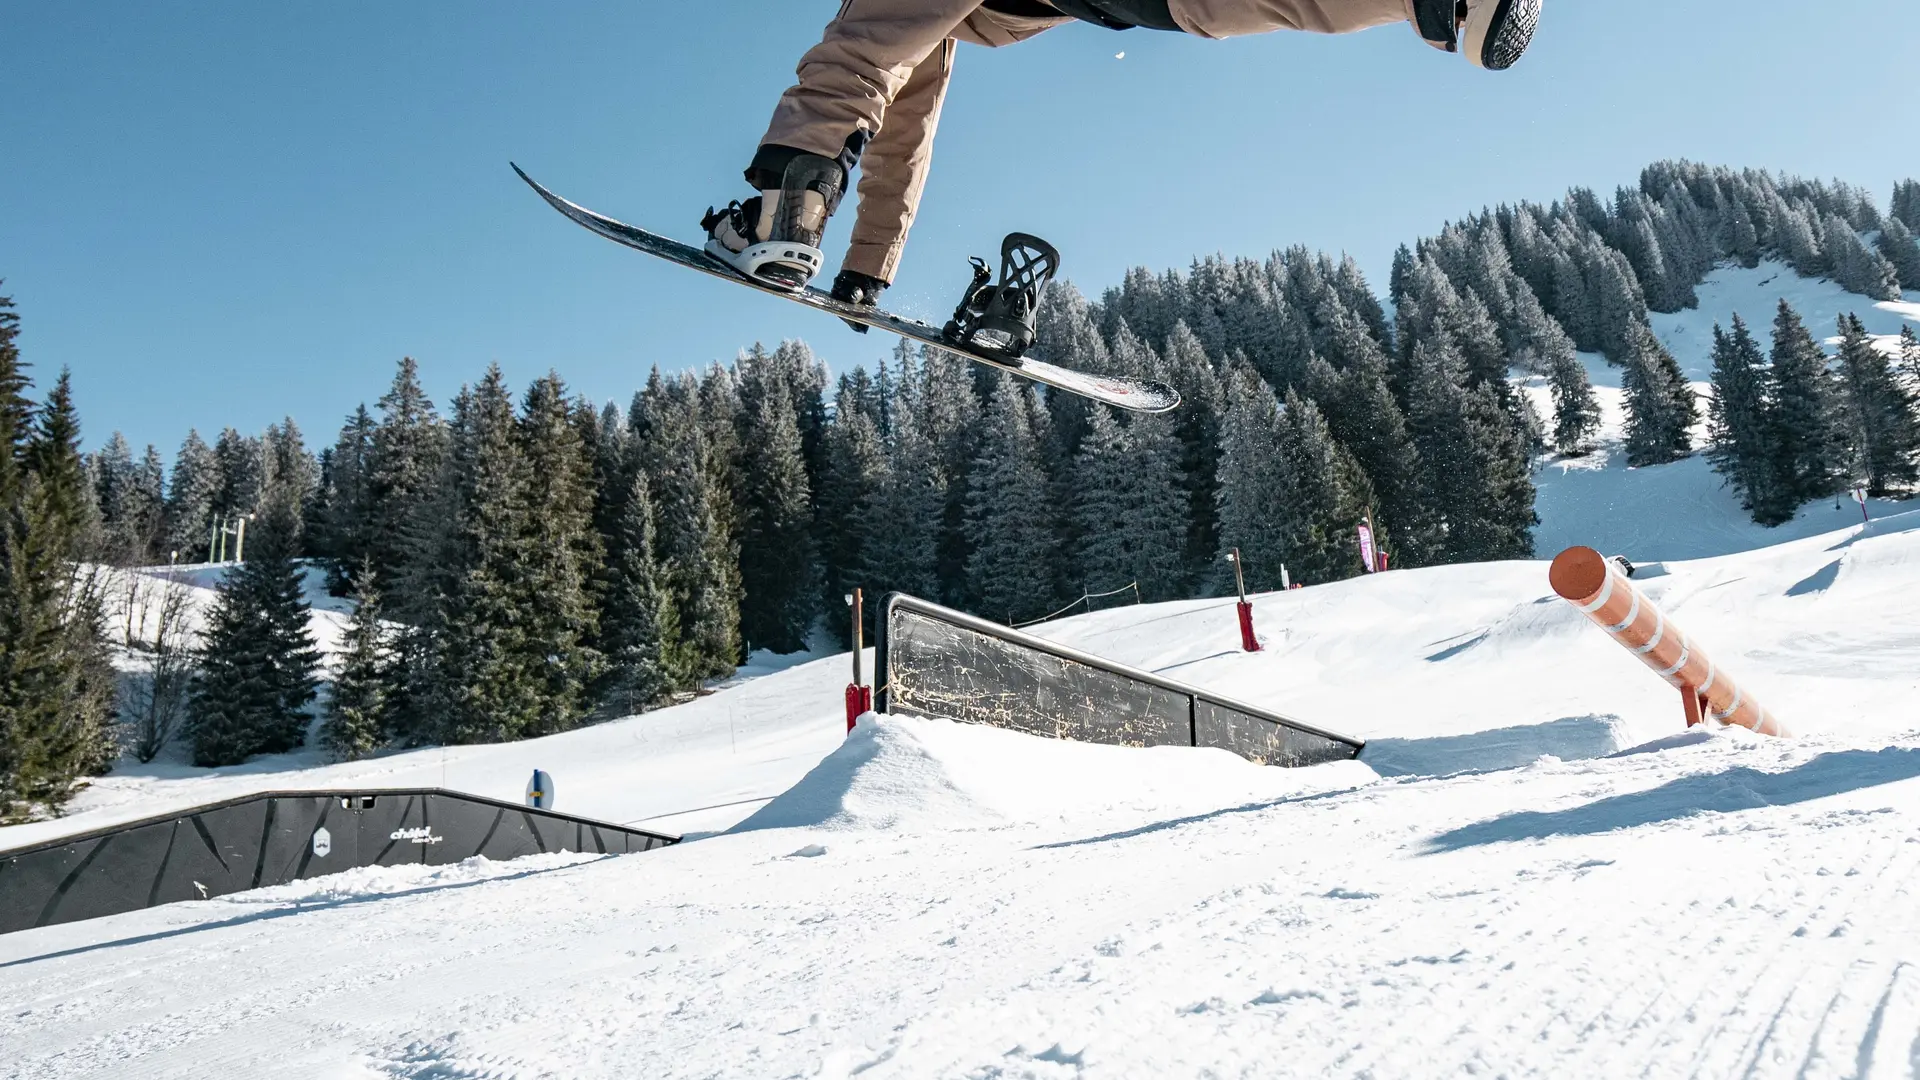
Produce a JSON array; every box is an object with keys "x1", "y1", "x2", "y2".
[{"x1": 1549, "y1": 546, "x2": 1786, "y2": 737}]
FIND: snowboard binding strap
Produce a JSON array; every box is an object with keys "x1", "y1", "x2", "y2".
[{"x1": 942, "y1": 233, "x2": 1060, "y2": 360}]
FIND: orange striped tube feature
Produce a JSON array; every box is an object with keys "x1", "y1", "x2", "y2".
[{"x1": 1549, "y1": 546, "x2": 1786, "y2": 737}]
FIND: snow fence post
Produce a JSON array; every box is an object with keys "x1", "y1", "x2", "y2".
[
  {"x1": 1549, "y1": 546, "x2": 1786, "y2": 737},
  {"x1": 1227, "y1": 548, "x2": 1261, "y2": 653},
  {"x1": 845, "y1": 588, "x2": 872, "y2": 732}
]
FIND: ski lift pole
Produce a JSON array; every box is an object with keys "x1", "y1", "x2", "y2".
[
  {"x1": 844, "y1": 588, "x2": 873, "y2": 733},
  {"x1": 1227, "y1": 548, "x2": 1261, "y2": 653}
]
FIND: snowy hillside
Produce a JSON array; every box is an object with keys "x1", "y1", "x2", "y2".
[
  {"x1": 1528, "y1": 259, "x2": 1920, "y2": 561},
  {"x1": 6, "y1": 498, "x2": 1920, "y2": 1075}
]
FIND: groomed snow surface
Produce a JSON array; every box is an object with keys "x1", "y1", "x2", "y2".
[{"x1": 4, "y1": 261, "x2": 1920, "y2": 1077}]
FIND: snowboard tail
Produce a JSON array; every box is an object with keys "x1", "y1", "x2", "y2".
[{"x1": 511, "y1": 164, "x2": 1180, "y2": 414}]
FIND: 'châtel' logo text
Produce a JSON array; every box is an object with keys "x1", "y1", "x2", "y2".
[{"x1": 389, "y1": 826, "x2": 443, "y2": 845}]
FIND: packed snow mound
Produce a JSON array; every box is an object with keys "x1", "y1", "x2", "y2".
[{"x1": 733, "y1": 713, "x2": 1374, "y2": 835}]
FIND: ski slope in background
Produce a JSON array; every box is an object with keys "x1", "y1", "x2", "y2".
[{"x1": 1530, "y1": 260, "x2": 1920, "y2": 561}]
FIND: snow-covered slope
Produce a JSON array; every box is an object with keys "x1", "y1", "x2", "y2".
[
  {"x1": 6, "y1": 503, "x2": 1920, "y2": 1077},
  {"x1": 1528, "y1": 260, "x2": 1920, "y2": 562}
]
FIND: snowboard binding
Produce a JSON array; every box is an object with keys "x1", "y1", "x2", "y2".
[{"x1": 942, "y1": 233, "x2": 1060, "y2": 360}]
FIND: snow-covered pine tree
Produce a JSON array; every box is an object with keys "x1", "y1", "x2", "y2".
[
  {"x1": 320, "y1": 564, "x2": 386, "y2": 762},
  {"x1": 320, "y1": 405, "x2": 376, "y2": 590},
  {"x1": 1767, "y1": 299, "x2": 1842, "y2": 508},
  {"x1": 1899, "y1": 326, "x2": 1920, "y2": 394},
  {"x1": 1159, "y1": 321, "x2": 1225, "y2": 590},
  {"x1": 815, "y1": 380, "x2": 887, "y2": 642},
  {"x1": 1299, "y1": 326, "x2": 1426, "y2": 561},
  {"x1": 1069, "y1": 405, "x2": 1188, "y2": 601},
  {"x1": 514, "y1": 374, "x2": 603, "y2": 736},
  {"x1": 861, "y1": 389, "x2": 942, "y2": 605},
  {"x1": 165, "y1": 430, "x2": 218, "y2": 561},
  {"x1": 1833, "y1": 314, "x2": 1920, "y2": 495},
  {"x1": 1547, "y1": 350, "x2": 1601, "y2": 457},
  {"x1": 965, "y1": 374, "x2": 1058, "y2": 623},
  {"x1": 635, "y1": 370, "x2": 741, "y2": 681},
  {"x1": 1705, "y1": 317, "x2": 1782, "y2": 521},
  {"x1": 0, "y1": 322, "x2": 117, "y2": 815},
  {"x1": 1402, "y1": 335, "x2": 1536, "y2": 562},
  {"x1": 1877, "y1": 217, "x2": 1920, "y2": 292},
  {"x1": 1893, "y1": 181, "x2": 1920, "y2": 233},
  {"x1": 262, "y1": 418, "x2": 318, "y2": 552},
  {"x1": 211, "y1": 427, "x2": 264, "y2": 526},
  {"x1": 735, "y1": 375, "x2": 818, "y2": 654},
  {"x1": 431, "y1": 365, "x2": 542, "y2": 745},
  {"x1": 1620, "y1": 323, "x2": 1698, "y2": 467},
  {"x1": 92, "y1": 431, "x2": 153, "y2": 564},
  {"x1": 1212, "y1": 363, "x2": 1292, "y2": 590},
  {"x1": 187, "y1": 498, "x2": 319, "y2": 766},
  {"x1": 1272, "y1": 389, "x2": 1376, "y2": 585},
  {"x1": 1822, "y1": 214, "x2": 1902, "y2": 301},
  {"x1": 917, "y1": 346, "x2": 983, "y2": 607},
  {"x1": 366, "y1": 357, "x2": 449, "y2": 624},
  {"x1": 596, "y1": 464, "x2": 679, "y2": 715}
]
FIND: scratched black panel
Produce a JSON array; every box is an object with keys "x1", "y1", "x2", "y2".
[
  {"x1": 885, "y1": 605, "x2": 1192, "y2": 749},
  {"x1": 1192, "y1": 700, "x2": 1359, "y2": 767}
]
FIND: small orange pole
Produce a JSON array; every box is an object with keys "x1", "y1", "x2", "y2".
[
  {"x1": 1680, "y1": 685, "x2": 1704, "y2": 728},
  {"x1": 1550, "y1": 546, "x2": 1786, "y2": 737},
  {"x1": 845, "y1": 588, "x2": 871, "y2": 733}
]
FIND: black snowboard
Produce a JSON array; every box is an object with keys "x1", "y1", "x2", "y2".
[{"x1": 512, "y1": 164, "x2": 1180, "y2": 413}]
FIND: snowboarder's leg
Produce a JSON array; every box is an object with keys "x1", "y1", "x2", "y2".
[{"x1": 833, "y1": 37, "x2": 957, "y2": 304}]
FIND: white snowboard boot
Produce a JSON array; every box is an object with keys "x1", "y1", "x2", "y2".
[{"x1": 702, "y1": 153, "x2": 843, "y2": 290}]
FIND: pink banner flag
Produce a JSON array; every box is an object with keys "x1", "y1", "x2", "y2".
[{"x1": 1357, "y1": 524, "x2": 1377, "y2": 573}]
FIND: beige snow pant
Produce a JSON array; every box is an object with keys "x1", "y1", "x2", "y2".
[{"x1": 758, "y1": 0, "x2": 1414, "y2": 283}]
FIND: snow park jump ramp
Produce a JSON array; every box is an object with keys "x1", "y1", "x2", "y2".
[
  {"x1": 0, "y1": 788, "x2": 677, "y2": 935},
  {"x1": 874, "y1": 592, "x2": 1363, "y2": 766}
]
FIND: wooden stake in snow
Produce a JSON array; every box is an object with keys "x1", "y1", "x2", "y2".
[
  {"x1": 1549, "y1": 546, "x2": 1786, "y2": 737},
  {"x1": 1226, "y1": 549, "x2": 1261, "y2": 653},
  {"x1": 844, "y1": 588, "x2": 873, "y2": 733}
]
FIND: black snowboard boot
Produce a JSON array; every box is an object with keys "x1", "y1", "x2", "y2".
[
  {"x1": 1409, "y1": 0, "x2": 1541, "y2": 70},
  {"x1": 702, "y1": 152, "x2": 845, "y2": 290}
]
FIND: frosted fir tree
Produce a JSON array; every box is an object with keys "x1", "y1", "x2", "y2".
[
  {"x1": 815, "y1": 383, "x2": 887, "y2": 642},
  {"x1": 1402, "y1": 336, "x2": 1536, "y2": 563},
  {"x1": 1833, "y1": 314, "x2": 1920, "y2": 495},
  {"x1": 431, "y1": 366, "x2": 545, "y2": 745},
  {"x1": 165, "y1": 429, "x2": 219, "y2": 561},
  {"x1": 1159, "y1": 321, "x2": 1225, "y2": 588},
  {"x1": 861, "y1": 396, "x2": 942, "y2": 605},
  {"x1": 513, "y1": 373, "x2": 603, "y2": 736},
  {"x1": 1766, "y1": 300, "x2": 1842, "y2": 508},
  {"x1": 1070, "y1": 405, "x2": 1188, "y2": 602},
  {"x1": 92, "y1": 431, "x2": 148, "y2": 564},
  {"x1": 1212, "y1": 364, "x2": 1292, "y2": 590},
  {"x1": 211, "y1": 427, "x2": 264, "y2": 525},
  {"x1": 320, "y1": 405, "x2": 376, "y2": 590},
  {"x1": 595, "y1": 468, "x2": 679, "y2": 716},
  {"x1": 1546, "y1": 350, "x2": 1601, "y2": 457},
  {"x1": 1620, "y1": 322, "x2": 1698, "y2": 467},
  {"x1": 634, "y1": 370, "x2": 741, "y2": 681},
  {"x1": 366, "y1": 356, "x2": 449, "y2": 621},
  {"x1": 1273, "y1": 389, "x2": 1376, "y2": 585},
  {"x1": 320, "y1": 565, "x2": 387, "y2": 762},
  {"x1": 965, "y1": 375, "x2": 1058, "y2": 623},
  {"x1": 0, "y1": 325, "x2": 117, "y2": 815},
  {"x1": 1875, "y1": 217, "x2": 1920, "y2": 293},
  {"x1": 1705, "y1": 317, "x2": 1783, "y2": 522},
  {"x1": 736, "y1": 382, "x2": 818, "y2": 655},
  {"x1": 1893, "y1": 180, "x2": 1920, "y2": 233},
  {"x1": 1298, "y1": 337, "x2": 1424, "y2": 560},
  {"x1": 1822, "y1": 214, "x2": 1902, "y2": 301},
  {"x1": 188, "y1": 500, "x2": 319, "y2": 767}
]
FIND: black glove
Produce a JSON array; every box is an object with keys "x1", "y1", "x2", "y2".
[{"x1": 830, "y1": 269, "x2": 888, "y2": 334}]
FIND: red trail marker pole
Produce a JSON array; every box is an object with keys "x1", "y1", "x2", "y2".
[
  {"x1": 1227, "y1": 548, "x2": 1261, "y2": 653},
  {"x1": 844, "y1": 588, "x2": 872, "y2": 733}
]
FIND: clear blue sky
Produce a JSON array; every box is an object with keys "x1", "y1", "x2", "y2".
[{"x1": 3, "y1": 0, "x2": 1914, "y2": 456}]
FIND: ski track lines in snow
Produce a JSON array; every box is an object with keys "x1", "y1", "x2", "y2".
[{"x1": 7, "y1": 511, "x2": 1920, "y2": 1076}]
